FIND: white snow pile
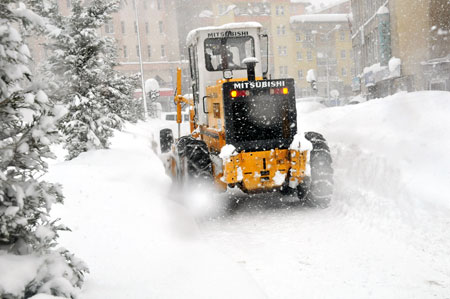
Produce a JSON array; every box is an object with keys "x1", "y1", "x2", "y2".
[
  {"x1": 272, "y1": 171, "x2": 286, "y2": 186},
  {"x1": 219, "y1": 144, "x2": 238, "y2": 161},
  {"x1": 186, "y1": 22, "x2": 261, "y2": 45},
  {"x1": 0, "y1": 249, "x2": 87, "y2": 299},
  {"x1": 306, "y1": 69, "x2": 316, "y2": 82},
  {"x1": 298, "y1": 91, "x2": 450, "y2": 266},
  {"x1": 296, "y1": 101, "x2": 326, "y2": 113},
  {"x1": 290, "y1": 13, "x2": 350, "y2": 24},
  {"x1": 198, "y1": 10, "x2": 214, "y2": 18},
  {"x1": 299, "y1": 91, "x2": 450, "y2": 211},
  {"x1": 144, "y1": 78, "x2": 160, "y2": 93},
  {"x1": 39, "y1": 121, "x2": 264, "y2": 299},
  {"x1": 389, "y1": 56, "x2": 401, "y2": 72},
  {"x1": 377, "y1": 5, "x2": 389, "y2": 14},
  {"x1": 242, "y1": 57, "x2": 259, "y2": 64}
]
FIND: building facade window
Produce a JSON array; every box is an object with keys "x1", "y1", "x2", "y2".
[
  {"x1": 145, "y1": 22, "x2": 149, "y2": 34},
  {"x1": 157, "y1": 0, "x2": 161, "y2": 10},
  {"x1": 297, "y1": 51, "x2": 302, "y2": 60},
  {"x1": 305, "y1": 31, "x2": 312, "y2": 42},
  {"x1": 278, "y1": 46, "x2": 287, "y2": 56},
  {"x1": 279, "y1": 66, "x2": 288, "y2": 77},
  {"x1": 134, "y1": 21, "x2": 137, "y2": 33},
  {"x1": 123, "y1": 46, "x2": 127, "y2": 58},
  {"x1": 147, "y1": 45, "x2": 151, "y2": 58},
  {"x1": 159, "y1": 21, "x2": 163, "y2": 34},
  {"x1": 341, "y1": 49, "x2": 346, "y2": 59},
  {"x1": 298, "y1": 69, "x2": 303, "y2": 79},
  {"x1": 307, "y1": 50, "x2": 312, "y2": 61},
  {"x1": 66, "y1": 0, "x2": 71, "y2": 8},
  {"x1": 161, "y1": 45, "x2": 165, "y2": 57},
  {"x1": 275, "y1": 5, "x2": 284, "y2": 16},
  {"x1": 296, "y1": 33, "x2": 301, "y2": 42},
  {"x1": 342, "y1": 68, "x2": 347, "y2": 76},
  {"x1": 136, "y1": 45, "x2": 140, "y2": 57},
  {"x1": 277, "y1": 25, "x2": 285, "y2": 35},
  {"x1": 340, "y1": 30, "x2": 346, "y2": 41}
]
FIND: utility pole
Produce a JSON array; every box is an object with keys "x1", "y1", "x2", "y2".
[{"x1": 133, "y1": 0, "x2": 148, "y2": 119}]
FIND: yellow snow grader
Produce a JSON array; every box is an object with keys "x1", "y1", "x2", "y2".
[{"x1": 160, "y1": 22, "x2": 333, "y2": 207}]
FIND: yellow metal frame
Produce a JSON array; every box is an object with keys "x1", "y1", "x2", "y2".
[
  {"x1": 222, "y1": 149, "x2": 307, "y2": 192},
  {"x1": 172, "y1": 68, "x2": 308, "y2": 193},
  {"x1": 174, "y1": 68, "x2": 196, "y2": 135}
]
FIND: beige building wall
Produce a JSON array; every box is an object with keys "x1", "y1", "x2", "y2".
[
  {"x1": 389, "y1": 0, "x2": 430, "y2": 89},
  {"x1": 105, "y1": 0, "x2": 182, "y2": 87},
  {"x1": 335, "y1": 28, "x2": 353, "y2": 87}
]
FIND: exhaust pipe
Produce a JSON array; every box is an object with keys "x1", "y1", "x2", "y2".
[{"x1": 243, "y1": 57, "x2": 259, "y2": 81}]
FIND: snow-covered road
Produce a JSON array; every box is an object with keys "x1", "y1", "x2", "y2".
[
  {"x1": 45, "y1": 91, "x2": 450, "y2": 299},
  {"x1": 200, "y1": 173, "x2": 449, "y2": 298},
  {"x1": 198, "y1": 91, "x2": 450, "y2": 298}
]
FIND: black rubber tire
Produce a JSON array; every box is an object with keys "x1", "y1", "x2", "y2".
[
  {"x1": 304, "y1": 132, "x2": 334, "y2": 208},
  {"x1": 296, "y1": 176, "x2": 310, "y2": 202},
  {"x1": 279, "y1": 180, "x2": 295, "y2": 196},
  {"x1": 176, "y1": 136, "x2": 213, "y2": 183},
  {"x1": 160, "y1": 128, "x2": 174, "y2": 153}
]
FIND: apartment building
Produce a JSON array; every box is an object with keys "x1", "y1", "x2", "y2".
[
  {"x1": 203, "y1": 0, "x2": 354, "y2": 99},
  {"x1": 28, "y1": 0, "x2": 185, "y2": 90},
  {"x1": 290, "y1": 13, "x2": 353, "y2": 98},
  {"x1": 103, "y1": 0, "x2": 183, "y2": 88},
  {"x1": 351, "y1": 0, "x2": 450, "y2": 97},
  {"x1": 210, "y1": 0, "x2": 311, "y2": 80}
]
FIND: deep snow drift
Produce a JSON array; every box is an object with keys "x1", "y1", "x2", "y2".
[{"x1": 2, "y1": 91, "x2": 449, "y2": 298}]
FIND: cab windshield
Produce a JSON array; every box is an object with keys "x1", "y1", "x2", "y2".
[{"x1": 204, "y1": 36, "x2": 255, "y2": 71}]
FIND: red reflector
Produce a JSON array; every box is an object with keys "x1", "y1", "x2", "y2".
[
  {"x1": 271, "y1": 88, "x2": 288, "y2": 95},
  {"x1": 231, "y1": 90, "x2": 249, "y2": 98}
]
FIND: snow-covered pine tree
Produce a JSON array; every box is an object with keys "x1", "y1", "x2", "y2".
[
  {"x1": 1, "y1": 0, "x2": 63, "y2": 256},
  {"x1": 101, "y1": 39, "x2": 141, "y2": 123},
  {"x1": 44, "y1": 0, "x2": 126, "y2": 159},
  {"x1": 1, "y1": 1, "x2": 88, "y2": 298}
]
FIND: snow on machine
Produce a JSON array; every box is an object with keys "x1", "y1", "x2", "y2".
[{"x1": 160, "y1": 22, "x2": 333, "y2": 207}]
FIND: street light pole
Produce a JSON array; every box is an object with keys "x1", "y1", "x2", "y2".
[
  {"x1": 314, "y1": 25, "x2": 341, "y2": 104},
  {"x1": 326, "y1": 54, "x2": 330, "y2": 103},
  {"x1": 133, "y1": 0, "x2": 148, "y2": 119}
]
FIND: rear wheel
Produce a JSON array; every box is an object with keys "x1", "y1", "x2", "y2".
[
  {"x1": 303, "y1": 132, "x2": 334, "y2": 208},
  {"x1": 176, "y1": 136, "x2": 213, "y2": 185}
]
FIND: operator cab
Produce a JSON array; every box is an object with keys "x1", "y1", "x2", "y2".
[
  {"x1": 186, "y1": 23, "x2": 268, "y2": 126},
  {"x1": 186, "y1": 22, "x2": 295, "y2": 153}
]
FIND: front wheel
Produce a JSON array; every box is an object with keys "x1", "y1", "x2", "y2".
[{"x1": 176, "y1": 136, "x2": 213, "y2": 185}]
